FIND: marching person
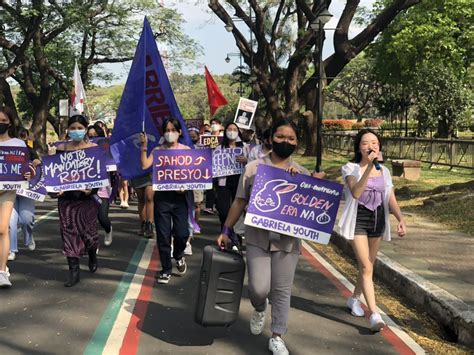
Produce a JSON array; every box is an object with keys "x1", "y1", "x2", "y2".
[
  {"x1": 87, "y1": 124, "x2": 113, "y2": 246},
  {"x1": 217, "y1": 119, "x2": 323, "y2": 355},
  {"x1": 8, "y1": 127, "x2": 41, "y2": 261},
  {"x1": 140, "y1": 118, "x2": 190, "y2": 284},
  {"x1": 248, "y1": 128, "x2": 272, "y2": 162},
  {"x1": 338, "y1": 128, "x2": 407, "y2": 332},
  {"x1": 214, "y1": 122, "x2": 248, "y2": 229},
  {"x1": 0, "y1": 107, "x2": 30, "y2": 288},
  {"x1": 49, "y1": 115, "x2": 101, "y2": 287}
]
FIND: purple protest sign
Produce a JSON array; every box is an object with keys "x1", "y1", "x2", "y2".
[
  {"x1": 0, "y1": 146, "x2": 29, "y2": 190},
  {"x1": 42, "y1": 146, "x2": 109, "y2": 192},
  {"x1": 212, "y1": 146, "x2": 245, "y2": 177},
  {"x1": 186, "y1": 119, "x2": 204, "y2": 129},
  {"x1": 16, "y1": 164, "x2": 47, "y2": 202},
  {"x1": 152, "y1": 149, "x2": 212, "y2": 191},
  {"x1": 90, "y1": 137, "x2": 117, "y2": 172},
  {"x1": 244, "y1": 164, "x2": 343, "y2": 245},
  {"x1": 199, "y1": 135, "x2": 223, "y2": 149}
]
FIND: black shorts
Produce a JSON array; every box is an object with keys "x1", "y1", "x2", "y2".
[{"x1": 354, "y1": 204, "x2": 385, "y2": 238}]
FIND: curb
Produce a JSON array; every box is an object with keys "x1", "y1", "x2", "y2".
[{"x1": 330, "y1": 231, "x2": 474, "y2": 349}]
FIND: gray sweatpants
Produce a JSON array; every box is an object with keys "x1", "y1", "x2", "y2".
[{"x1": 246, "y1": 244, "x2": 300, "y2": 334}]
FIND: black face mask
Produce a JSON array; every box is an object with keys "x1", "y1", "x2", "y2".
[
  {"x1": 272, "y1": 141, "x2": 296, "y2": 158},
  {"x1": 0, "y1": 123, "x2": 10, "y2": 134},
  {"x1": 192, "y1": 139, "x2": 199, "y2": 144}
]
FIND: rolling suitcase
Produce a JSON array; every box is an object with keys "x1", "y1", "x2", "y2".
[{"x1": 194, "y1": 245, "x2": 246, "y2": 327}]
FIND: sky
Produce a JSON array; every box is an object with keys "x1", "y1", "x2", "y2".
[{"x1": 100, "y1": 0, "x2": 376, "y2": 85}]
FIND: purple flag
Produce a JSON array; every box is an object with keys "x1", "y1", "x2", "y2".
[
  {"x1": 42, "y1": 146, "x2": 109, "y2": 192},
  {"x1": 152, "y1": 149, "x2": 212, "y2": 191},
  {"x1": 245, "y1": 164, "x2": 343, "y2": 245},
  {"x1": 110, "y1": 17, "x2": 192, "y2": 180},
  {"x1": 0, "y1": 146, "x2": 29, "y2": 190},
  {"x1": 212, "y1": 147, "x2": 245, "y2": 177}
]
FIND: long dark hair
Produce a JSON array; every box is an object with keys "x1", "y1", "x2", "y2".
[
  {"x1": 221, "y1": 122, "x2": 243, "y2": 148},
  {"x1": 352, "y1": 128, "x2": 382, "y2": 163},
  {"x1": 68, "y1": 114, "x2": 89, "y2": 129},
  {"x1": 87, "y1": 124, "x2": 106, "y2": 138},
  {"x1": 271, "y1": 119, "x2": 298, "y2": 139},
  {"x1": 0, "y1": 106, "x2": 18, "y2": 138},
  {"x1": 162, "y1": 117, "x2": 182, "y2": 133}
]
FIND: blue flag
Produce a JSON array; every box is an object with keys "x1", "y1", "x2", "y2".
[{"x1": 110, "y1": 17, "x2": 192, "y2": 180}]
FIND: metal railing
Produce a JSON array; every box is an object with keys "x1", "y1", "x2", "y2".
[{"x1": 324, "y1": 133, "x2": 474, "y2": 170}]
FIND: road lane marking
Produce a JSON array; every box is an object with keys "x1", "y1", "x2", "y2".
[
  {"x1": 302, "y1": 241, "x2": 426, "y2": 355},
  {"x1": 84, "y1": 239, "x2": 148, "y2": 355},
  {"x1": 118, "y1": 244, "x2": 159, "y2": 355},
  {"x1": 103, "y1": 240, "x2": 156, "y2": 354}
]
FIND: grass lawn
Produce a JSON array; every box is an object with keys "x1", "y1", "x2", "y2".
[{"x1": 293, "y1": 152, "x2": 474, "y2": 236}]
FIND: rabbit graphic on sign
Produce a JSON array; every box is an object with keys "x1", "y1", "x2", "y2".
[{"x1": 254, "y1": 179, "x2": 297, "y2": 213}]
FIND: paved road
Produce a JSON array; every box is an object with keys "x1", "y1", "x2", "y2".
[{"x1": 0, "y1": 199, "x2": 424, "y2": 354}]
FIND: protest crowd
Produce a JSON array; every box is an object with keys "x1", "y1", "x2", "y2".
[
  {"x1": 0, "y1": 19, "x2": 408, "y2": 355},
  {"x1": 0, "y1": 104, "x2": 407, "y2": 354}
]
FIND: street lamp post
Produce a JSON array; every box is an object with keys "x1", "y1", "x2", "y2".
[
  {"x1": 310, "y1": 9, "x2": 333, "y2": 173},
  {"x1": 225, "y1": 52, "x2": 244, "y2": 96},
  {"x1": 225, "y1": 10, "x2": 255, "y2": 99}
]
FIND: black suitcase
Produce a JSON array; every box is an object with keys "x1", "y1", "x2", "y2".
[{"x1": 194, "y1": 245, "x2": 246, "y2": 327}]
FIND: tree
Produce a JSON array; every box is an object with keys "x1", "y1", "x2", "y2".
[
  {"x1": 326, "y1": 54, "x2": 379, "y2": 121},
  {"x1": 370, "y1": 0, "x2": 473, "y2": 137},
  {"x1": 0, "y1": 0, "x2": 201, "y2": 149},
  {"x1": 209, "y1": 0, "x2": 421, "y2": 155}
]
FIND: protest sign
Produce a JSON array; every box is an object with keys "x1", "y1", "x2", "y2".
[
  {"x1": 16, "y1": 164, "x2": 47, "y2": 202},
  {"x1": 199, "y1": 135, "x2": 223, "y2": 149},
  {"x1": 245, "y1": 164, "x2": 343, "y2": 245},
  {"x1": 90, "y1": 137, "x2": 117, "y2": 171},
  {"x1": 186, "y1": 119, "x2": 204, "y2": 130},
  {"x1": 0, "y1": 146, "x2": 29, "y2": 190},
  {"x1": 212, "y1": 147, "x2": 245, "y2": 178},
  {"x1": 152, "y1": 149, "x2": 212, "y2": 191},
  {"x1": 233, "y1": 98, "x2": 258, "y2": 130},
  {"x1": 42, "y1": 146, "x2": 109, "y2": 192}
]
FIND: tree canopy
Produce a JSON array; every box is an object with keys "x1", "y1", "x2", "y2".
[{"x1": 0, "y1": 0, "x2": 201, "y2": 149}]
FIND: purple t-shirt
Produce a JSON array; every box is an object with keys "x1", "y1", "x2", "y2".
[{"x1": 358, "y1": 175, "x2": 385, "y2": 210}]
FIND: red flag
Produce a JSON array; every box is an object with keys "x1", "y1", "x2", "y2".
[{"x1": 205, "y1": 66, "x2": 228, "y2": 116}]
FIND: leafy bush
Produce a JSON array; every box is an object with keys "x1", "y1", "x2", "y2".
[
  {"x1": 351, "y1": 122, "x2": 365, "y2": 130},
  {"x1": 323, "y1": 119, "x2": 354, "y2": 130},
  {"x1": 364, "y1": 118, "x2": 385, "y2": 127}
]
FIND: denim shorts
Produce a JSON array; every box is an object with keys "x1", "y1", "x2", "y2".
[{"x1": 354, "y1": 204, "x2": 385, "y2": 238}]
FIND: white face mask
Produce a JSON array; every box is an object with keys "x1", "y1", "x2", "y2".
[
  {"x1": 226, "y1": 130, "x2": 239, "y2": 141},
  {"x1": 211, "y1": 124, "x2": 220, "y2": 132},
  {"x1": 164, "y1": 132, "x2": 179, "y2": 143}
]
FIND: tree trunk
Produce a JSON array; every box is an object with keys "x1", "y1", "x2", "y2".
[
  {"x1": 0, "y1": 78, "x2": 20, "y2": 125},
  {"x1": 302, "y1": 110, "x2": 316, "y2": 156},
  {"x1": 437, "y1": 118, "x2": 449, "y2": 138}
]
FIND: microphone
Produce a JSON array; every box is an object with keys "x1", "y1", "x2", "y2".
[{"x1": 368, "y1": 149, "x2": 381, "y2": 171}]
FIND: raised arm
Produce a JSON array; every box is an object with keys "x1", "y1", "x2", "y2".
[{"x1": 140, "y1": 132, "x2": 154, "y2": 169}]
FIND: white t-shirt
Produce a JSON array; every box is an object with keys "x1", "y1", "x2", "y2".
[{"x1": 0, "y1": 138, "x2": 26, "y2": 148}]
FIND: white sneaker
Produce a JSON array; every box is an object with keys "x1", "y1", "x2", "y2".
[
  {"x1": 347, "y1": 297, "x2": 365, "y2": 317},
  {"x1": 268, "y1": 336, "x2": 289, "y2": 355},
  {"x1": 184, "y1": 242, "x2": 193, "y2": 256},
  {"x1": 369, "y1": 312, "x2": 385, "y2": 332},
  {"x1": 0, "y1": 271, "x2": 12, "y2": 288},
  {"x1": 104, "y1": 227, "x2": 113, "y2": 246},
  {"x1": 27, "y1": 237, "x2": 36, "y2": 251},
  {"x1": 6, "y1": 266, "x2": 10, "y2": 277},
  {"x1": 250, "y1": 298, "x2": 268, "y2": 335},
  {"x1": 7, "y1": 251, "x2": 16, "y2": 261},
  {"x1": 120, "y1": 201, "x2": 129, "y2": 209}
]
